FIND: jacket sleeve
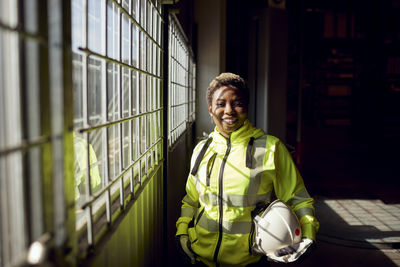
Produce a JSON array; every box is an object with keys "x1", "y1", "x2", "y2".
[
  {"x1": 273, "y1": 141, "x2": 320, "y2": 241},
  {"x1": 176, "y1": 141, "x2": 204, "y2": 236}
]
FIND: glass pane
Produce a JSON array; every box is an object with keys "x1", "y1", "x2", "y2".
[
  {"x1": 132, "y1": 0, "x2": 139, "y2": 20},
  {"x1": 147, "y1": 76, "x2": 151, "y2": 112},
  {"x1": 140, "y1": 116, "x2": 146, "y2": 154},
  {"x1": 88, "y1": 57, "x2": 103, "y2": 125},
  {"x1": 122, "y1": 0, "x2": 129, "y2": 11},
  {"x1": 107, "y1": 62, "x2": 120, "y2": 121},
  {"x1": 131, "y1": 118, "x2": 137, "y2": 161},
  {"x1": 132, "y1": 24, "x2": 139, "y2": 67},
  {"x1": 89, "y1": 130, "x2": 105, "y2": 193},
  {"x1": 74, "y1": 132, "x2": 102, "y2": 205},
  {"x1": 148, "y1": 3, "x2": 152, "y2": 38},
  {"x1": 146, "y1": 37, "x2": 150, "y2": 73},
  {"x1": 108, "y1": 124, "x2": 121, "y2": 181},
  {"x1": 140, "y1": 0, "x2": 146, "y2": 29},
  {"x1": 122, "y1": 14, "x2": 130, "y2": 64},
  {"x1": 72, "y1": 53, "x2": 84, "y2": 129},
  {"x1": 122, "y1": 67, "x2": 130, "y2": 118},
  {"x1": 140, "y1": 73, "x2": 146, "y2": 113},
  {"x1": 88, "y1": 0, "x2": 102, "y2": 53},
  {"x1": 131, "y1": 70, "x2": 138, "y2": 115},
  {"x1": 122, "y1": 121, "x2": 130, "y2": 170},
  {"x1": 107, "y1": 0, "x2": 118, "y2": 59},
  {"x1": 71, "y1": 0, "x2": 84, "y2": 51}
]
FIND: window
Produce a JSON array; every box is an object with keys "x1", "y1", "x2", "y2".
[
  {"x1": 1, "y1": 0, "x2": 196, "y2": 265},
  {"x1": 71, "y1": 0, "x2": 164, "y2": 248},
  {"x1": 168, "y1": 14, "x2": 196, "y2": 146},
  {"x1": 0, "y1": 0, "x2": 74, "y2": 266}
]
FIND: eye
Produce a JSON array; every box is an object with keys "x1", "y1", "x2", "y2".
[
  {"x1": 216, "y1": 102, "x2": 225, "y2": 107},
  {"x1": 233, "y1": 101, "x2": 244, "y2": 107}
]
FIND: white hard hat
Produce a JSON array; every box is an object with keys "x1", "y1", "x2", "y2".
[{"x1": 252, "y1": 199, "x2": 302, "y2": 255}]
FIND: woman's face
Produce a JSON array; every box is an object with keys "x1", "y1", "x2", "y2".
[{"x1": 208, "y1": 86, "x2": 248, "y2": 138}]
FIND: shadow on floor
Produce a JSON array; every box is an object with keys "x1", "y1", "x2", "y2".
[{"x1": 272, "y1": 199, "x2": 400, "y2": 267}]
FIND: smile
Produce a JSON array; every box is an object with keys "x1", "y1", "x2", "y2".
[{"x1": 222, "y1": 118, "x2": 238, "y2": 125}]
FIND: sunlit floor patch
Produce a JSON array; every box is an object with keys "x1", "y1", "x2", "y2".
[{"x1": 316, "y1": 198, "x2": 400, "y2": 266}]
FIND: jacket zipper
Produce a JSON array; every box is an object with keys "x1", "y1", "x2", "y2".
[{"x1": 213, "y1": 138, "x2": 231, "y2": 264}]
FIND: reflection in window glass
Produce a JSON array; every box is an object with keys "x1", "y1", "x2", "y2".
[
  {"x1": 108, "y1": 124, "x2": 121, "y2": 181},
  {"x1": 71, "y1": 0, "x2": 164, "y2": 247}
]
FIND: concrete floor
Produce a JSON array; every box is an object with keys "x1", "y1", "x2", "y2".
[
  {"x1": 288, "y1": 126, "x2": 400, "y2": 267},
  {"x1": 270, "y1": 198, "x2": 400, "y2": 267}
]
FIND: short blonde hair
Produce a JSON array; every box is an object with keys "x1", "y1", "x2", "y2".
[{"x1": 206, "y1": 72, "x2": 249, "y2": 107}]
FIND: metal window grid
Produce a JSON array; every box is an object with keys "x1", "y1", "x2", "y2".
[
  {"x1": 168, "y1": 13, "x2": 196, "y2": 146},
  {"x1": 0, "y1": 0, "x2": 75, "y2": 266},
  {"x1": 72, "y1": 0, "x2": 164, "y2": 248}
]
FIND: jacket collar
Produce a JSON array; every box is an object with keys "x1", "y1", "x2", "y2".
[{"x1": 210, "y1": 119, "x2": 265, "y2": 146}]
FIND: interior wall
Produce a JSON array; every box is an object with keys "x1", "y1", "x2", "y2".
[
  {"x1": 226, "y1": 2, "x2": 289, "y2": 141},
  {"x1": 166, "y1": 125, "x2": 196, "y2": 266},
  {"x1": 265, "y1": 7, "x2": 289, "y2": 141},
  {"x1": 194, "y1": 0, "x2": 226, "y2": 139},
  {"x1": 83, "y1": 170, "x2": 164, "y2": 267},
  {"x1": 250, "y1": 7, "x2": 289, "y2": 141}
]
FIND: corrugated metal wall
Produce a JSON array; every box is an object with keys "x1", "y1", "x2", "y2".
[{"x1": 85, "y1": 168, "x2": 163, "y2": 267}]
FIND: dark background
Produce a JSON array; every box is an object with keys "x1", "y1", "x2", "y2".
[{"x1": 175, "y1": 0, "x2": 400, "y2": 204}]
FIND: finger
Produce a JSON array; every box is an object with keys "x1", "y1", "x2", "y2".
[{"x1": 275, "y1": 245, "x2": 296, "y2": 256}]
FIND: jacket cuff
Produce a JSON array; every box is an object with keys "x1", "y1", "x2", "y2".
[
  {"x1": 300, "y1": 215, "x2": 320, "y2": 241},
  {"x1": 301, "y1": 223, "x2": 317, "y2": 241},
  {"x1": 176, "y1": 222, "x2": 189, "y2": 236}
]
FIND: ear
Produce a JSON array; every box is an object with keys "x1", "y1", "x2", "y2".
[{"x1": 208, "y1": 105, "x2": 213, "y2": 115}]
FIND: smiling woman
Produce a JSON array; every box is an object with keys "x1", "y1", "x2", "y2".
[
  {"x1": 209, "y1": 85, "x2": 248, "y2": 137},
  {"x1": 176, "y1": 73, "x2": 319, "y2": 266},
  {"x1": 207, "y1": 73, "x2": 249, "y2": 138}
]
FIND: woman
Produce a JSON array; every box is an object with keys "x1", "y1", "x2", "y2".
[{"x1": 176, "y1": 73, "x2": 319, "y2": 266}]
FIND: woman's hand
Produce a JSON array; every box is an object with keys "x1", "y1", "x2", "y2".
[
  {"x1": 179, "y1": 234, "x2": 196, "y2": 264},
  {"x1": 266, "y1": 238, "x2": 314, "y2": 263}
]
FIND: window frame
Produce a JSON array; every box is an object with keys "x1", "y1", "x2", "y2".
[
  {"x1": 71, "y1": 0, "x2": 165, "y2": 252},
  {"x1": 167, "y1": 13, "x2": 196, "y2": 147}
]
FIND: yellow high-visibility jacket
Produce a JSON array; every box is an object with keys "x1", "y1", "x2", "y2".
[
  {"x1": 74, "y1": 133, "x2": 102, "y2": 201},
  {"x1": 176, "y1": 120, "x2": 319, "y2": 266}
]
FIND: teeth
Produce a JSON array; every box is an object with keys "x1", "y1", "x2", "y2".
[{"x1": 224, "y1": 119, "x2": 236, "y2": 124}]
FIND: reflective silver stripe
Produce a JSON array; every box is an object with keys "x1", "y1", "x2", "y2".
[
  {"x1": 295, "y1": 207, "x2": 315, "y2": 218},
  {"x1": 287, "y1": 189, "x2": 311, "y2": 207},
  {"x1": 181, "y1": 207, "x2": 196, "y2": 218},
  {"x1": 199, "y1": 192, "x2": 271, "y2": 207},
  {"x1": 183, "y1": 194, "x2": 197, "y2": 207},
  {"x1": 247, "y1": 135, "x2": 268, "y2": 195},
  {"x1": 197, "y1": 214, "x2": 252, "y2": 234}
]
